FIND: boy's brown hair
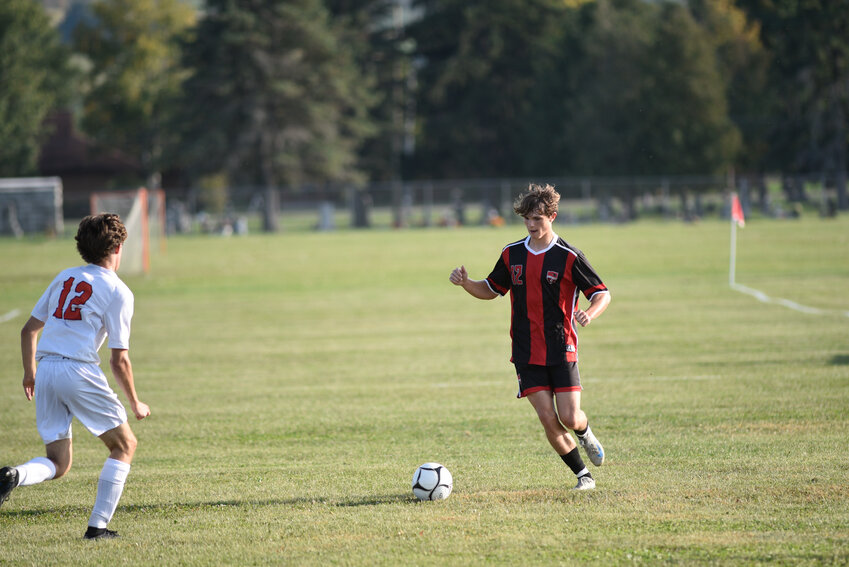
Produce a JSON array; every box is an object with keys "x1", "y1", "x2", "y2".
[
  {"x1": 75, "y1": 214, "x2": 128, "y2": 265},
  {"x1": 513, "y1": 183, "x2": 560, "y2": 217}
]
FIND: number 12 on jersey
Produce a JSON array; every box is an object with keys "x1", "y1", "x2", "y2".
[{"x1": 53, "y1": 277, "x2": 93, "y2": 320}]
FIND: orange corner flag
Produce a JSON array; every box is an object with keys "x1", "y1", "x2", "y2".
[{"x1": 731, "y1": 193, "x2": 745, "y2": 227}]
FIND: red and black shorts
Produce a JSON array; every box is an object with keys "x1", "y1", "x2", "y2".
[{"x1": 514, "y1": 361, "x2": 582, "y2": 398}]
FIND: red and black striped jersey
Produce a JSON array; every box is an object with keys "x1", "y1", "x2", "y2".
[{"x1": 485, "y1": 235, "x2": 608, "y2": 366}]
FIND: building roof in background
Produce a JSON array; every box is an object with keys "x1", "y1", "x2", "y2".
[{"x1": 38, "y1": 111, "x2": 142, "y2": 176}]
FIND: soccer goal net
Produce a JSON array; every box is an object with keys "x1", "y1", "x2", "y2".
[
  {"x1": 0, "y1": 177, "x2": 64, "y2": 236},
  {"x1": 90, "y1": 188, "x2": 165, "y2": 275}
]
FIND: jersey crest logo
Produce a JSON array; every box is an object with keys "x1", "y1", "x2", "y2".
[
  {"x1": 511, "y1": 265, "x2": 523, "y2": 285},
  {"x1": 546, "y1": 270, "x2": 559, "y2": 284}
]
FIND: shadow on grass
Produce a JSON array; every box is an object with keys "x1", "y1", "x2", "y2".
[
  {"x1": 334, "y1": 493, "x2": 414, "y2": 507},
  {"x1": 828, "y1": 354, "x2": 849, "y2": 365},
  {"x1": 0, "y1": 492, "x2": 416, "y2": 519}
]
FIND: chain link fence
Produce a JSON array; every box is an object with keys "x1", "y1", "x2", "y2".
[
  {"x1": 58, "y1": 173, "x2": 846, "y2": 236},
  {"x1": 156, "y1": 176, "x2": 847, "y2": 233}
]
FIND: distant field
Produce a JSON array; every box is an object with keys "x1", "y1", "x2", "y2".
[{"x1": 1, "y1": 216, "x2": 848, "y2": 565}]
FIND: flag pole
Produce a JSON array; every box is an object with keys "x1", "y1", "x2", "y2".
[
  {"x1": 729, "y1": 211, "x2": 737, "y2": 287},
  {"x1": 728, "y1": 191, "x2": 744, "y2": 287}
]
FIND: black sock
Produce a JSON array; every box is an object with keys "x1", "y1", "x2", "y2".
[
  {"x1": 574, "y1": 424, "x2": 588, "y2": 437},
  {"x1": 560, "y1": 448, "x2": 590, "y2": 477}
]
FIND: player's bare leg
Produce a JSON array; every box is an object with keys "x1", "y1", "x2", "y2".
[
  {"x1": 45, "y1": 438, "x2": 73, "y2": 478},
  {"x1": 84, "y1": 423, "x2": 137, "y2": 540},
  {"x1": 554, "y1": 390, "x2": 587, "y2": 431},
  {"x1": 0, "y1": 439, "x2": 70, "y2": 508},
  {"x1": 556, "y1": 391, "x2": 604, "y2": 466},
  {"x1": 527, "y1": 390, "x2": 577, "y2": 454},
  {"x1": 526, "y1": 391, "x2": 594, "y2": 489},
  {"x1": 99, "y1": 422, "x2": 137, "y2": 464}
]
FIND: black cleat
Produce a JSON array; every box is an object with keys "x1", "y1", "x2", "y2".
[
  {"x1": 0, "y1": 466, "x2": 19, "y2": 507},
  {"x1": 84, "y1": 526, "x2": 120, "y2": 540}
]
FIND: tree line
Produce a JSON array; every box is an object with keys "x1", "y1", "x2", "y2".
[{"x1": 2, "y1": 0, "x2": 848, "y2": 211}]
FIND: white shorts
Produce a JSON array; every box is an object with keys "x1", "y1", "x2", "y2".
[{"x1": 35, "y1": 357, "x2": 127, "y2": 443}]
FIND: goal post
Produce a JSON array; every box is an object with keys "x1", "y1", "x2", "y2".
[{"x1": 90, "y1": 188, "x2": 165, "y2": 275}]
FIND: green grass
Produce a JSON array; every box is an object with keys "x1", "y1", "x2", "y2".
[{"x1": 1, "y1": 216, "x2": 848, "y2": 565}]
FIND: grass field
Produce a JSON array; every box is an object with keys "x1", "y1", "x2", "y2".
[{"x1": 1, "y1": 216, "x2": 848, "y2": 565}]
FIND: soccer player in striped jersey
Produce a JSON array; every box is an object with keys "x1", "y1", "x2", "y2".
[
  {"x1": 449, "y1": 184, "x2": 610, "y2": 490},
  {"x1": 0, "y1": 214, "x2": 150, "y2": 538}
]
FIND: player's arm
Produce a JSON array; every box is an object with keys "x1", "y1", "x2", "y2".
[
  {"x1": 20, "y1": 316, "x2": 45, "y2": 401},
  {"x1": 109, "y1": 349, "x2": 150, "y2": 420},
  {"x1": 449, "y1": 265, "x2": 498, "y2": 300},
  {"x1": 574, "y1": 291, "x2": 611, "y2": 327}
]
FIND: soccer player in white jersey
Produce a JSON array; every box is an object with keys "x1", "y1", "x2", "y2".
[{"x1": 0, "y1": 213, "x2": 150, "y2": 540}]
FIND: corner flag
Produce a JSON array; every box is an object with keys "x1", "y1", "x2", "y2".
[
  {"x1": 731, "y1": 193, "x2": 745, "y2": 227},
  {"x1": 729, "y1": 193, "x2": 745, "y2": 286}
]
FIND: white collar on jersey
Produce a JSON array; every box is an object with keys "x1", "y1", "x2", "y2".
[{"x1": 524, "y1": 233, "x2": 559, "y2": 255}]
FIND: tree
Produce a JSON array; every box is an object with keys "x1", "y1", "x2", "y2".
[
  {"x1": 178, "y1": 0, "x2": 377, "y2": 207},
  {"x1": 634, "y1": 2, "x2": 740, "y2": 175},
  {"x1": 536, "y1": 0, "x2": 658, "y2": 176},
  {"x1": 736, "y1": 0, "x2": 849, "y2": 209},
  {"x1": 73, "y1": 0, "x2": 196, "y2": 186},
  {"x1": 408, "y1": 0, "x2": 570, "y2": 179},
  {"x1": 550, "y1": 0, "x2": 740, "y2": 218},
  {"x1": 0, "y1": 0, "x2": 73, "y2": 176},
  {"x1": 326, "y1": 0, "x2": 411, "y2": 183},
  {"x1": 409, "y1": 0, "x2": 740, "y2": 180},
  {"x1": 688, "y1": 0, "x2": 770, "y2": 173}
]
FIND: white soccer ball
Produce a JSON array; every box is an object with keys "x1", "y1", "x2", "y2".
[{"x1": 412, "y1": 462, "x2": 453, "y2": 501}]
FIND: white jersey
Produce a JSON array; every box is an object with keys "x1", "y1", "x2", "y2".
[{"x1": 31, "y1": 264, "x2": 134, "y2": 364}]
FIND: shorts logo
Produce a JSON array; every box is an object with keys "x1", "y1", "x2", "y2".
[{"x1": 546, "y1": 270, "x2": 559, "y2": 284}]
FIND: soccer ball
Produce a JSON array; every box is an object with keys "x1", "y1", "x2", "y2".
[{"x1": 412, "y1": 462, "x2": 453, "y2": 501}]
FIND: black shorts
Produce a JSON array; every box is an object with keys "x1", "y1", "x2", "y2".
[{"x1": 514, "y1": 361, "x2": 582, "y2": 398}]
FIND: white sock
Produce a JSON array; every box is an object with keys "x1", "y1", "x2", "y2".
[
  {"x1": 576, "y1": 466, "x2": 590, "y2": 478},
  {"x1": 88, "y1": 458, "x2": 131, "y2": 529},
  {"x1": 15, "y1": 457, "x2": 57, "y2": 486}
]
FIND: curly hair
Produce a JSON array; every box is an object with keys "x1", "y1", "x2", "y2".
[
  {"x1": 513, "y1": 184, "x2": 560, "y2": 217},
  {"x1": 75, "y1": 214, "x2": 128, "y2": 265}
]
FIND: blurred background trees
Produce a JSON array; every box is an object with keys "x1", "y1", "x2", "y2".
[
  {"x1": 177, "y1": 0, "x2": 376, "y2": 189},
  {"x1": 736, "y1": 0, "x2": 849, "y2": 208},
  {"x1": 0, "y1": 0, "x2": 75, "y2": 176},
  {"x1": 2, "y1": 0, "x2": 848, "y2": 215},
  {"x1": 72, "y1": 0, "x2": 196, "y2": 187}
]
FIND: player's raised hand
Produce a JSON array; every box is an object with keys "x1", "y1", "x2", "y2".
[{"x1": 449, "y1": 265, "x2": 469, "y2": 286}]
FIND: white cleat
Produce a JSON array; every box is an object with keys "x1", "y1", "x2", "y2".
[
  {"x1": 573, "y1": 475, "x2": 595, "y2": 490},
  {"x1": 578, "y1": 427, "x2": 605, "y2": 466}
]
